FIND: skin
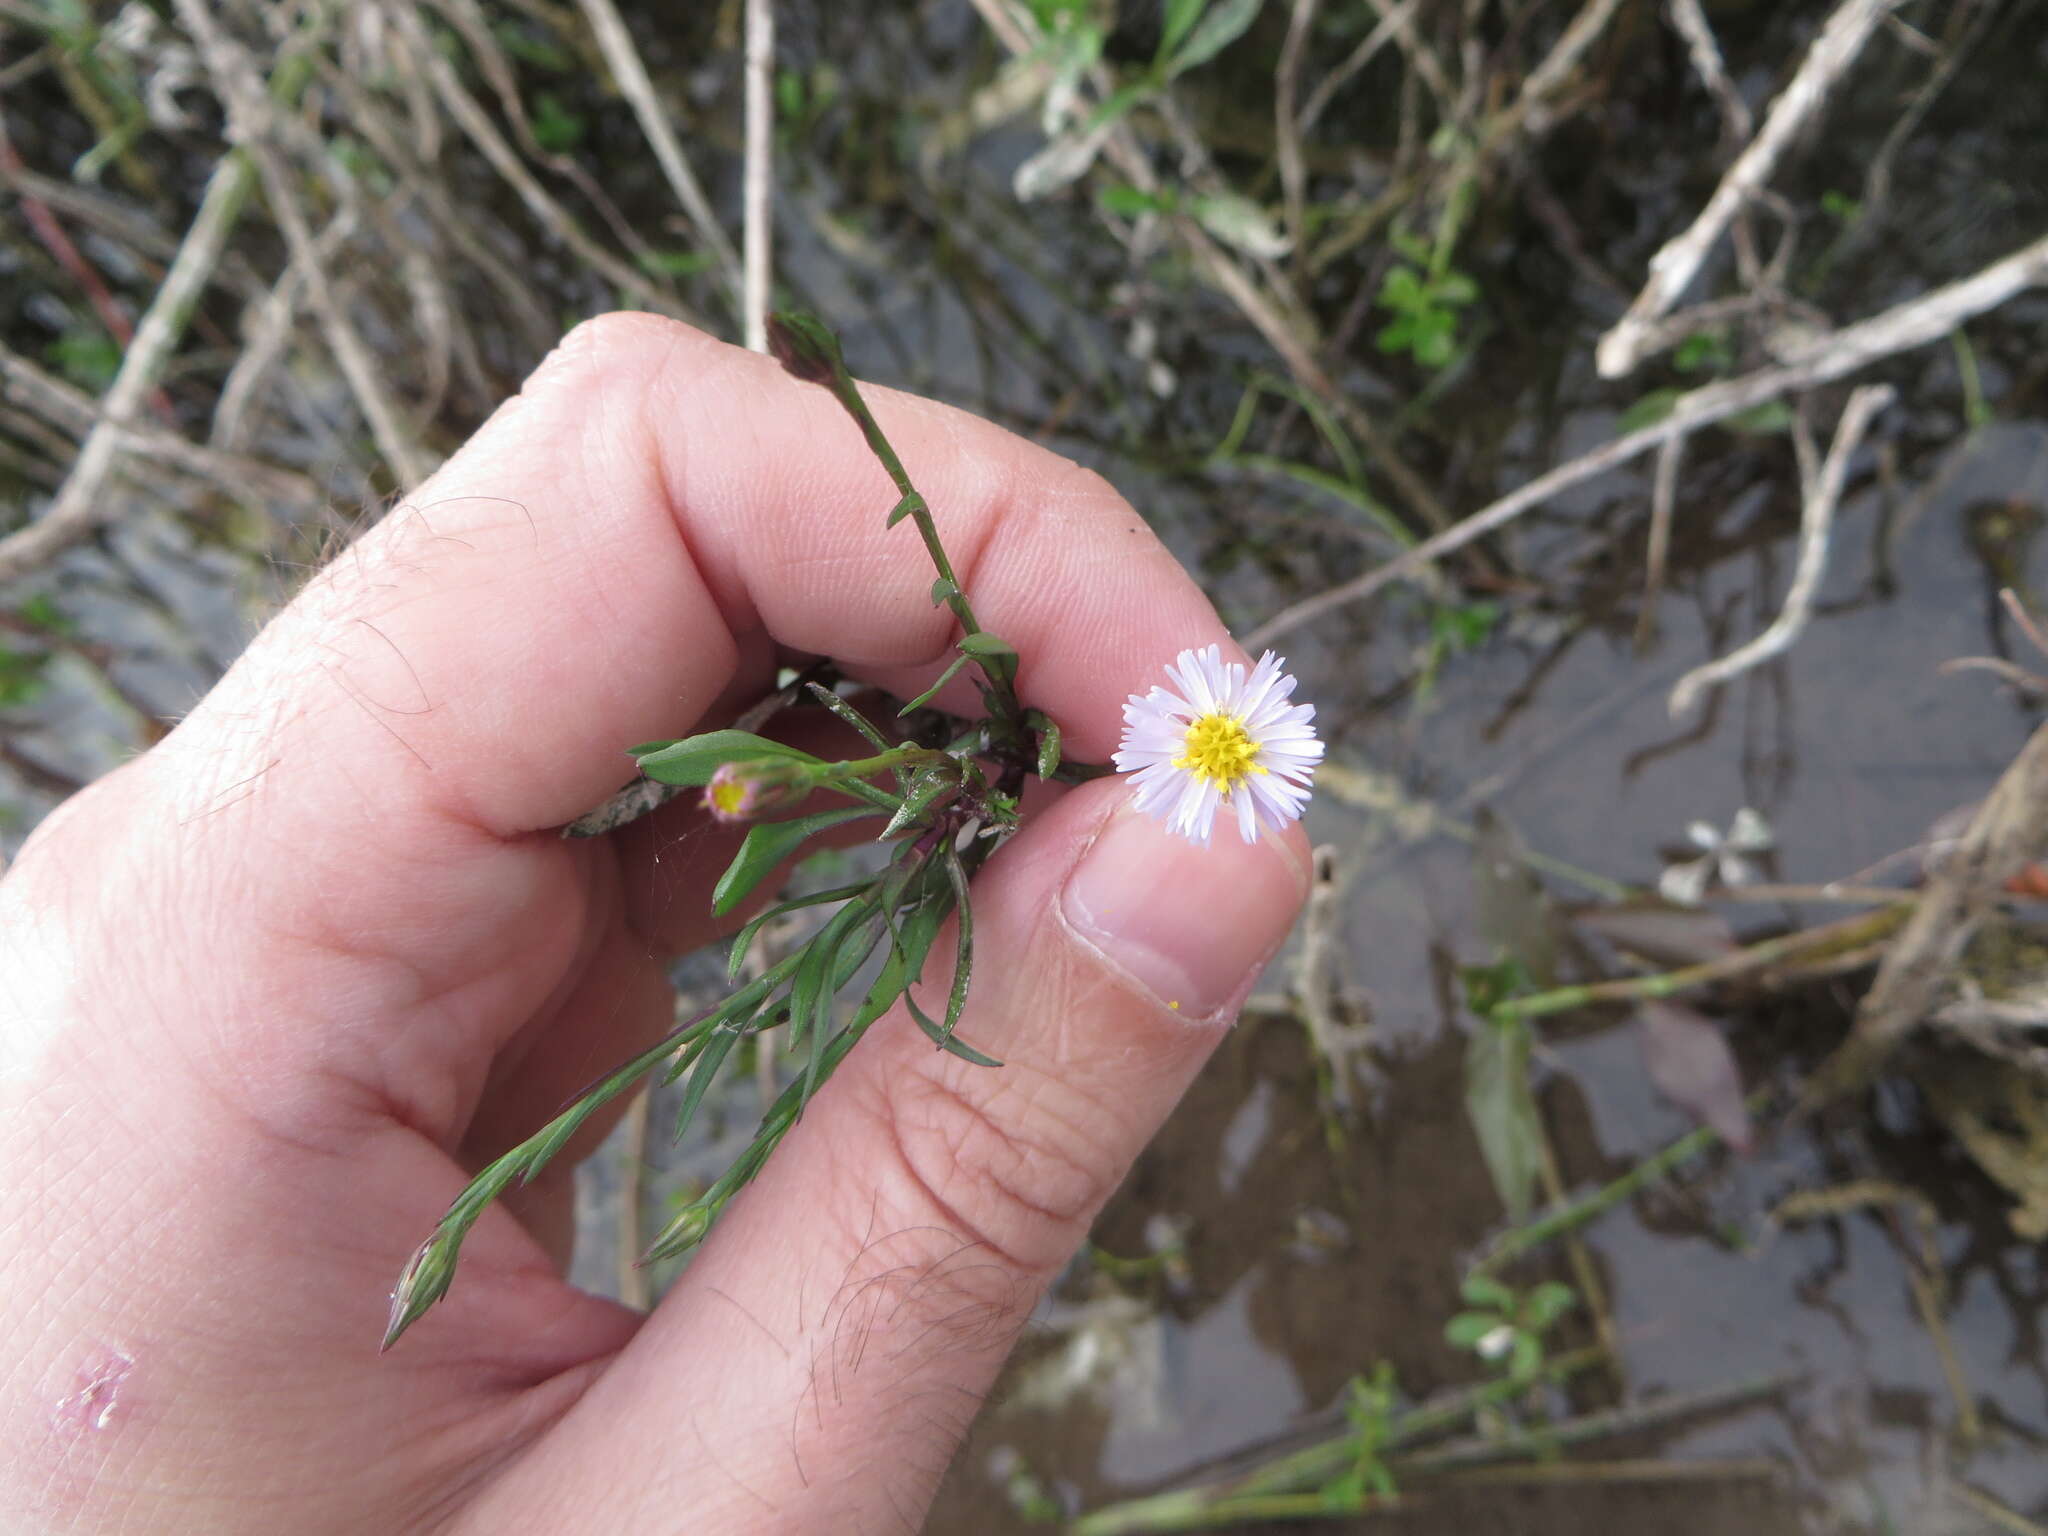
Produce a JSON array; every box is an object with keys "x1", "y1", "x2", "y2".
[{"x1": 0, "y1": 315, "x2": 1308, "y2": 1534}]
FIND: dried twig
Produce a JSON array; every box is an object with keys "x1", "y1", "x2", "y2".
[
  {"x1": 1807, "y1": 717, "x2": 2048, "y2": 1108},
  {"x1": 1666, "y1": 384, "x2": 1893, "y2": 716},
  {"x1": 174, "y1": 0, "x2": 429, "y2": 490},
  {"x1": 1635, "y1": 434, "x2": 1684, "y2": 651},
  {"x1": 0, "y1": 341, "x2": 317, "y2": 507},
  {"x1": 0, "y1": 149, "x2": 255, "y2": 587},
  {"x1": 1597, "y1": 0, "x2": 1903, "y2": 379},
  {"x1": 1666, "y1": 0, "x2": 1752, "y2": 142},
  {"x1": 388, "y1": 5, "x2": 681, "y2": 319},
  {"x1": 743, "y1": 0, "x2": 775, "y2": 352},
  {"x1": 1297, "y1": 0, "x2": 1417, "y2": 137},
  {"x1": 1250, "y1": 229, "x2": 2048, "y2": 646},
  {"x1": 1274, "y1": 0, "x2": 1320, "y2": 270},
  {"x1": 576, "y1": 0, "x2": 743, "y2": 316}
]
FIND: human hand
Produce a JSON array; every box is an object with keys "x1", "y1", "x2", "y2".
[{"x1": 0, "y1": 316, "x2": 1308, "y2": 1533}]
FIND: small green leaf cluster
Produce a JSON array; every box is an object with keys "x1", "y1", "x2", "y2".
[
  {"x1": 1320, "y1": 1360, "x2": 1402, "y2": 1506},
  {"x1": 1374, "y1": 252, "x2": 1478, "y2": 370},
  {"x1": 1444, "y1": 1275, "x2": 1576, "y2": 1386}
]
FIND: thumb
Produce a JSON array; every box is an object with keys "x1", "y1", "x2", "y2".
[{"x1": 465, "y1": 779, "x2": 1307, "y2": 1534}]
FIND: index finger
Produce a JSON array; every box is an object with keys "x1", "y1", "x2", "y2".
[{"x1": 168, "y1": 313, "x2": 1234, "y2": 840}]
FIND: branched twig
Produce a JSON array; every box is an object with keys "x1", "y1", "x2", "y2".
[
  {"x1": 1666, "y1": 384, "x2": 1893, "y2": 716},
  {"x1": 1597, "y1": 0, "x2": 1903, "y2": 379},
  {"x1": 174, "y1": 0, "x2": 430, "y2": 489},
  {"x1": 1250, "y1": 229, "x2": 2048, "y2": 645},
  {"x1": 0, "y1": 149, "x2": 255, "y2": 587},
  {"x1": 1666, "y1": 0, "x2": 1752, "y2": 141}
]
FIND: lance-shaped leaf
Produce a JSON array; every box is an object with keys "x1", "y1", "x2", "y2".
[
  {"x1": 1464, "y1": 1013, "x2": 1543, "y2": 1222},
  {"x1": 637, "y1": 730, "x2": 815, "y2": 788},
  {"x1": 1027, "y1": 709, "x2": 1062, "y2": 778},
  {"x1": 885, "y1": 764, "x2": 960, "y2": 838},
  {"x1": 899, "y1": 653, "x2": 971, "y2": 715},
  {"x1": 888, "y1": 491, "x2": 928, "y2": 528},
  {"x1": 957, "y1": 628, "x2": 1019, "y2": 689},
  {"x1": 712, "y1": 806, "x2": 882, "y2": 916},
  {"x1": 726, "y1": 880, "x2": 871, "y2": 982}
]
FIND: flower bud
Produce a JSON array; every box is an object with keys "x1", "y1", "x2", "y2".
[{"x1": 702, "y1": 757, "x2": 808, "y2": 823}]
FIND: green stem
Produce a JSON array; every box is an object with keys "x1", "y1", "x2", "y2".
[
  {"x1": 1493, "y1": 905, "x2": 1908, "y2": 1022},
  {"x1": 1471, "y1": 1090, "x2": 1774, "y2": 1275}
]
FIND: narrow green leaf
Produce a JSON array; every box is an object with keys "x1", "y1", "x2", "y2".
[
  {"x1": 726, "y1": 880, "x2": 870, "y2": 982},
  {"x1": 887, "y1": 491, "x2": 928, "y2": 527},
  {"x1": 884, "y1": 764, "x2": 959, "y2": 838},
  {"x1": 1166, "y1": 0, "x2": 1261, "y2": 77},
  {"x1": 930, "y1": 575, "x2": 958, "y2": 606},
  {"x1": 1463, "y1": 1014, "x2": 1543, "y2": 1222},
  {"x1": 956, "y1": 629, "x2": 1019, "y2": 687},
  {"x1": 906, "y1": 990, "x2": 1004, "y2": 1067},
  {"x1": 673, "y1": 1027, "x2": 740, "y2": 1142},
  {"x1": 637, "y1": 730, "x2": 813, "y2": 788},
  {"x1": 626, "y1": 738, "x2": 679, "y2": 756},
  {"x1": 898, "y1": 653, "x2": 970, "y2": 714},
  {"x1": 941, "y1": 852, "x2": 974, "y2": 1036},
  {"x1": 713, "y1": 806, "x2": 882, "y2": 917},
  {"x1": 1159, "y1": 0, "x2": 1207, "y2": 62},
  {"x1": 804, "y1": 682, "x2": 892, "y2": 754}
]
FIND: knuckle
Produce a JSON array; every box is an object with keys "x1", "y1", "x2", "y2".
[{"x1": 854, "y1": 1057, "x2": 1118, "y2": 1279}]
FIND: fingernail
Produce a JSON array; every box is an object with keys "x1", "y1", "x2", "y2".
[{"x1": 1060, "y1": 804, "x2": 1308, "y2": 1021}]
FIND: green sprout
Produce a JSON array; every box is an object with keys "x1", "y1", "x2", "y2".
[
  {"x1": 1374, "y1": 231, "x2": 1478, "y2": 370},
  {"x1": 1444, "y1": 1275, "x2": 1577, "y2": 1387},
  {"x1": 1320, "y1": 1360, "x2": 1402, "y2": 1506},
  {"x1": 384, "y1": 312, "x2": 1098, "y2": 1348}
]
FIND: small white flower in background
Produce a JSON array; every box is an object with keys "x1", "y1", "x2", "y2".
[
  {"x1": 1658, "y1": 807, "x2": 1775, "y2": 906},
  {"x1": 1114, "y1": 645, "x2": 1323, "y2": 847},
  {"x1": 1475, "y1": 1323, "x2": 1517, "y2": 1362}
]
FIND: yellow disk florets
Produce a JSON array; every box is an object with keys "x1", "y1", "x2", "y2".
[{"x1": 1174, "y1": 713, "x2": 1264, "y2": 793}]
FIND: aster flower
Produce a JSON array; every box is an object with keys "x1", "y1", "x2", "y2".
[{"x1": 1114, "y1": 645, "x2": 1323, "y2": 847}]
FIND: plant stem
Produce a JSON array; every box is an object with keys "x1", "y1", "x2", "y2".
[
  {"x1": 1471, "y1": 1090, "x2": 1774, "y2": 1275},
  {"x1": 1493, "y1": 904, "x2": 1909, "y2": 1022}
]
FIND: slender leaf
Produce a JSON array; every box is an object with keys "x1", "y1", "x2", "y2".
[
  {"x1": 726, "y1": 880, "x2": 870, "y2": 982},
  {"x1": 804, "y1": 682, "x2": 892, "y2": 754},
  {"x1": 898, "y1": 653, "x2": 970, "y2": 714},
  {"x1": 713, "y1": 806, "x2": 881, "y2": 916},
  {"x1": 887, "y1": 491, "x2": 927, "y2": 527},
  {"x1": 1166, "y1": 0, "x2": 1261, "y2": 77},
  {"x1": 637, "y1": 730, "x2": 813, "y2": 788},
  {"x1": 906, "y1": 990, "x2": 1004, "y2": 1067},
  {"x1": 673, "y1": 1027, "x2": 741, "y2": 1142},
  {"x1": 941, "y1": 852, "x2": 975, "y2": 1035},
  {"x1": 884, "y1": 764, "x2": 959, "y2": 838},
  {"x1": 1463, "y1": 1015, "x2": 1543, "y2": 1222}
]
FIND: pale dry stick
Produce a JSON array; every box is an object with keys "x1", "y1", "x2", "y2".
[
  {"x1": 1635, "y1": 433, "x2": 1684, "y2": 651},
  {"x1": 315, "y1": 57, "x2": 560, "y2": 359},
  {"x1": 210, "y1": 204, "x2": 354, "y2": 452},
  {"x1": 1361, "y1": 0, "x2": 1455, "y2": 113},
  {"x1": 386, "y1": 6, "x2": 680, "y2": 318},
  {"x1": 1296, "y1": 0, "x2": 1417, "y2": 137},
  {"x1": 173, "y1": 0, "x2": 429, "y2": 491},
  {"x1": 1667, "y1": 383, "x2": 1894, "y2": 717},
  {"x1": 1489, "y1": 0, "x2": 1628, "y2": 141},
  {"x1": 576, "y1": 0, "x2": 743, "y2": 317},
  {"x1": 1596, "y1": 0, "x2": 1903, "y2": 379},
  {"x1": 0, "y1": 341, "x2": 319, "y2": 507},
  {"x1": 1274, "y1": 0, "x2": 1320, "y2": 269},
  {"x1": 743, "y1": 0, "x2": 774, "y2": 353},
  {"x1": 429, "y1": 0, "x2": 663, "y2": 275},
  {"x1": 1249, "y1": 229, "x2": 2048, "y2": 647},
  {"x1": 1666, "y1": 0, "x2": 1752, "y2": 141},
  {"x1": 0, "y1": 150, "x2": 255, "y2": 587}
]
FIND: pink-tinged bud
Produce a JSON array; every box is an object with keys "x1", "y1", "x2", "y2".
[{"x1": 701, "y1": 757, "x2": 808, "y2": 822}]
